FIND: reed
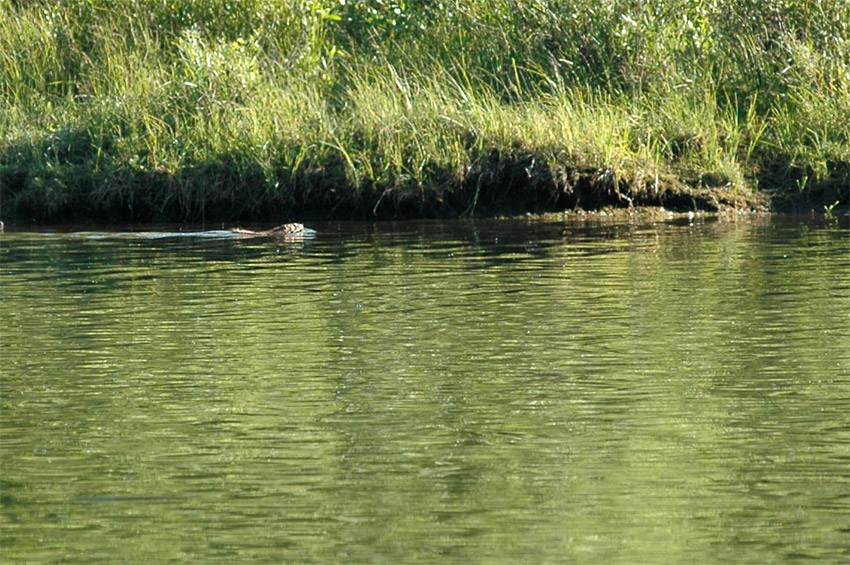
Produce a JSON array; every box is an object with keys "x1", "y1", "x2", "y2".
[{"x1": 1, "y1": 0, "x2": 847, "y2": 221}]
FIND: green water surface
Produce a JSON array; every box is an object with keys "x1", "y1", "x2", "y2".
[{"x1": 1, "y1": 216, "x2": 848, "y2": 563}]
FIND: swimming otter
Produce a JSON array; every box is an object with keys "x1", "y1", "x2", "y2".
[{"x1": 229, "y1": 223, "x2": 313, "y2": 237}]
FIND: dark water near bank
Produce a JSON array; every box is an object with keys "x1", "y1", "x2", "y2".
[{"x1": 1, "y1": 216, "x2": 848, "y2": 564}]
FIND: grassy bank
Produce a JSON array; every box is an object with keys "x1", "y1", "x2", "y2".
[{"x1": 1, "y1": 0, "x2": 848, "y2": 223}]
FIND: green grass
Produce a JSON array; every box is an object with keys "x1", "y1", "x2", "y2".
[{"x1": 1, "y1": 0, "x2": 848, "y2": 222}]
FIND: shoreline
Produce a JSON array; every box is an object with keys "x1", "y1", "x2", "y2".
[
  {"x1": 1, "y1": 200, "x2": 845, "y2": 231},
  {"x1": 2, "y1": 163, "x2": 844, "y2": 227}
]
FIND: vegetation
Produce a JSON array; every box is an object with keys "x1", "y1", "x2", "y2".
[{"x1": 1, "y1": 0, "x2": 848, "y2": 222}]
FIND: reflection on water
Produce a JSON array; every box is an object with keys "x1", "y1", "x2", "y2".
[{"x1": 1, "y1": 216, "x2": 848, "y2": 563}]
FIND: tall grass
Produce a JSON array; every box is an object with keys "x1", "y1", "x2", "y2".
[{"x1": 1, "y1": 0, "x2": 848, "y2": 221}]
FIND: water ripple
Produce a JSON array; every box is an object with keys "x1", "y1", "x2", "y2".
[{"x1": 1, "y1": 217, "x2": 848, "y2": 563}]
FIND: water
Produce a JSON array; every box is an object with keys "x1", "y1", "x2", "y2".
[{"x1": 1, "y1": 216, "x2": 848, "y2": 563}]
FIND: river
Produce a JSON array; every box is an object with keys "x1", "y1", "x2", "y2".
[{"x1": 1, "y1": 215, "x2": 848, "y2": 563}]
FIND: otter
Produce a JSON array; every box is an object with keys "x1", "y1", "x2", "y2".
[{"x1": 229, "y1": 223, "x2": 313, "y2": 237}]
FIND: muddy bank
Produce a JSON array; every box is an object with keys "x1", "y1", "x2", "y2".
[{"x1": 1, "y1": 155, "x2": 783, "y2": 226}]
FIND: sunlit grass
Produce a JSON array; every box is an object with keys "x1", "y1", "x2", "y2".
[{"x1": 1, "y1": 0, "x2": 848, "y2": 220}]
